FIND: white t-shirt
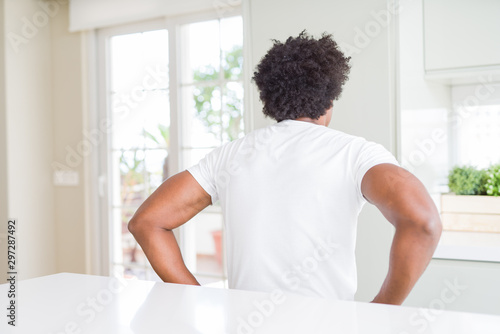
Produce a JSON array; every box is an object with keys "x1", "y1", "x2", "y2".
[{"x1": 187, "y1": 119, "x2": 399, "y2": 301}]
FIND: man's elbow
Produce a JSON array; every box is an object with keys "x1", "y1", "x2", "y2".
[
  {"x1": 415, "y1": 214, "x2": 443, "y2": 240},
  {"x1": 128, "y1": 214, "x2": 149, "y2": 237},
  {"x1": 128, "y1": 213, "x2": 172, "y2": 237},
  {"x1": 127, "y1": 217, "x2": 139, "y2": 236}
]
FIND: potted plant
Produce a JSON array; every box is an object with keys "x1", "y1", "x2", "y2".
[
  {"x1": 441, "y1": 165, "x2": 500, "y2": 233},
  {"x1": 485, "y1": 165, "x2": 500, "y2": 196}
]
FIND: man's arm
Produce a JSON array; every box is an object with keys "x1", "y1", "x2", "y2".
[
  {"x1": 128, "y1": 171, "x2": 212, "y2": 285},
  {"x1": 361, "y1": 163, "x2": 442, "y2": 305}
]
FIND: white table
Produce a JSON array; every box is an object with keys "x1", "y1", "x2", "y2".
[{"x1": 0, "y1": 273, "x2": 499, "y2": 333}]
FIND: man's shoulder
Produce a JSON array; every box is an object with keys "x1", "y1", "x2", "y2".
[
  {"x1": 209, "y1": 123, "x2": 371, "y2": 157},
  {"x1": 317, "y1": 126, "x2": 369, "y2": 148}
]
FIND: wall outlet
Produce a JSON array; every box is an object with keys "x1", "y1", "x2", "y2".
[{"x1": 53, "y1": 170, "x2": 79, "y2": 186}]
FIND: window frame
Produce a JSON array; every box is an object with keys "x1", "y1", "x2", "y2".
[
  {"x1": 93, "y1": 7, "x2": 249, "y2": 279},
  {"x1": 433, "y1": 82, "x2": 500, "y2": 262},
  {"x1": 428, "y1": 84, "x2": 500, "y2": 263}
]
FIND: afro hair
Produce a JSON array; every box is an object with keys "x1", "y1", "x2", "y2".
[{"x1": 252, "y1": 31, "x2": 351, "y2": 122}]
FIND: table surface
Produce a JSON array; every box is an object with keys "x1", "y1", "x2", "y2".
[{"x1": 1, "y1": 273, "x2": 499, "y2": 333}]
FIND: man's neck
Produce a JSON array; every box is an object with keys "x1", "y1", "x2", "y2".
[
  {"x1": 293, "y1": 116, "x2": 327, "y2": 126},
  {"x1": 292, "y1": 106, "x2": 332, "y2": 126}
]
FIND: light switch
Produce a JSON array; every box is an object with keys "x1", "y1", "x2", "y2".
[{"x1": 53, "y1": 170, "x2": 79, "y2": 186}]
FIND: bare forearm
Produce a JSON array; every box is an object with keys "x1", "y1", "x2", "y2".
[
  {"x1": 132, "y1": 227, "x2": 200, "y2": 286},
  {"x1": 371, "y1": 224, "x2": 441, "y2": 305},
  {"x1": 361, "y1": 164, "x2": 442, "y2": 305},
  {"x1": 126, "y1": 171, "x2": 212, "y2": 285}
]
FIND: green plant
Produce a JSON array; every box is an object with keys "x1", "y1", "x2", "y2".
[
  {"x1": 448, "y1": 166, "x2": 488, "y2": 195},
  {"x1": 144, "y1": 124, "x2": 169, "y2": 148},
  {"x1": 486, "y1": 164, "x2": 500, "y2": 196},
  {"x1": 192, "y1": 46, "x2": 243, "y2": 142},
  {"x1": 144, "y1": 124, "x2": 170, "y2": 181}
]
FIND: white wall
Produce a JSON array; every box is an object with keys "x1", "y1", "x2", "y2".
[
  {"x1": 4, "y1": 0, "x2": 57, "y2": 279},
  {"x1": 69, "y1": 0, "x2": 217, "y2": 31},
  {"x1": 0, "y1": 0, "x2": 8, "y2": 284},
  {"x1": 50, "y1": 2, "x2": 87, "y2": 275},
  {"x1": 248, "y1": 0, "x2": 397, "y2": 303},
  {"x1": 0, "y1": 1, "x2": 87, "y2": 280}
]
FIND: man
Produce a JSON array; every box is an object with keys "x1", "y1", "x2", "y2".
[{"x1": 128, "y1": 31, "x2": 442, "y2": 305}]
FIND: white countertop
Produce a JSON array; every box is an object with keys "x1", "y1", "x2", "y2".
[{"x1": 1, "y1": 273, "x2": 499, "y2": 333}]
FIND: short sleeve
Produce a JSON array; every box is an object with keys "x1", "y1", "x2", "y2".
[
  {"x1": 352, "y1": 140, "x2": 399, "y2": 202},
  {"x1": 186, "y1": 148, "x2": 220, "y2": 204}
]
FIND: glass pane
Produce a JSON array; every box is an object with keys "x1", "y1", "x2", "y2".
[
  {"x1": 188, "y1": 212, "x2": 224, "y2": 276},
  {"x1": 111, "y1": 92, "x2": 146, "y2": 150},
  {"x1": 221, "y1": 16, "x2": 243, "y2": 80},
  {"x1": 400, "y1": 108, "x2": 449, "y2": 193},
  {"x1": 182, "y1": 85, "x2": 222, "y2": 148},
  {"x1": 145, "y1": 149, "x2": 168, "y2": 194},
  {"x1": 147, "y1": 268, "x2": 164, "y2": 282},
  {"x1": 111, "y1": 150, "x2": 147, "y2": 207},
  {"x1": 112, "y1": 207, "x2": 148, "y2": 266},
  {"x1": 122, "y1": 240, "x2": 148, "y2": 266},
  {"x1": 111, "y1": 151, "x2": 122, "y2": 207},
  {"x1": 182, "y1": 148, "x2": 216, "y2": 169},
  {"x1": 112, "y1": 209, "x2": 124, "y2": 264},
  {"x1": 143, "y1": 90, "x2": 170, "y2": 149},
  {"x1": 111, "y1": 30, "x2": 168, "y2": 94},
  {"x1": 113, "y1": 264, "x2": 148, "y2": 282},
  {"x1": 112, "y1": 87, "x2": 169, "y2": 151},
  {"x1": 110, "y1": 29, "x2": 169, "y2": 151},
  {"x1": 456, "y1": 105, "x2": 500, "y2": 169},
  {"x1": 124, "y1": 266, "x2": 148, "y2": 281},
  {"x1": 111, "y1": 264, "x2": 125, "y2": 278},
  {"x1": 196, "y1": 276, "x2": 227, "y2": 288},
  {"x1": 222, "y1": 82, "x2": 244, "y2": 143},
  {"x1": 118, "y1": 149, "x2": 146, "y2": 208},
  {"x1": 181, "y1": 20, "x2": 220, "y2": 84}
]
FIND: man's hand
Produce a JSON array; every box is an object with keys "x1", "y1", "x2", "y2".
[
  {"x1": 361, "y1": 164, "x2": 442, "y2": 305},
  {"x1": 128, "y1": 171, "x2": 212, "y2": 285}
]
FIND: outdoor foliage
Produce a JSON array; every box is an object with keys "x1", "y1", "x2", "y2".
[
  {"x1": 192, "y1": 46, "x2": 243, "y2": 142},
  {"x1": 120, "y1": 150, "x2": 145, "y2": 205},
  {"x1": 145, "y1": 124, "x2": 170, "y2": 148},
  {"x1": 118, "y1": 45, "x2": 243, "y2": 267}
]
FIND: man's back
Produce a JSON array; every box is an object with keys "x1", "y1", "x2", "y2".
[
  {"x1": 128, "y1": 32, "x2": 441, "y2": 306},
  {"x1": 188, "y1": 119, "x2": 398, "y2": 300}
]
